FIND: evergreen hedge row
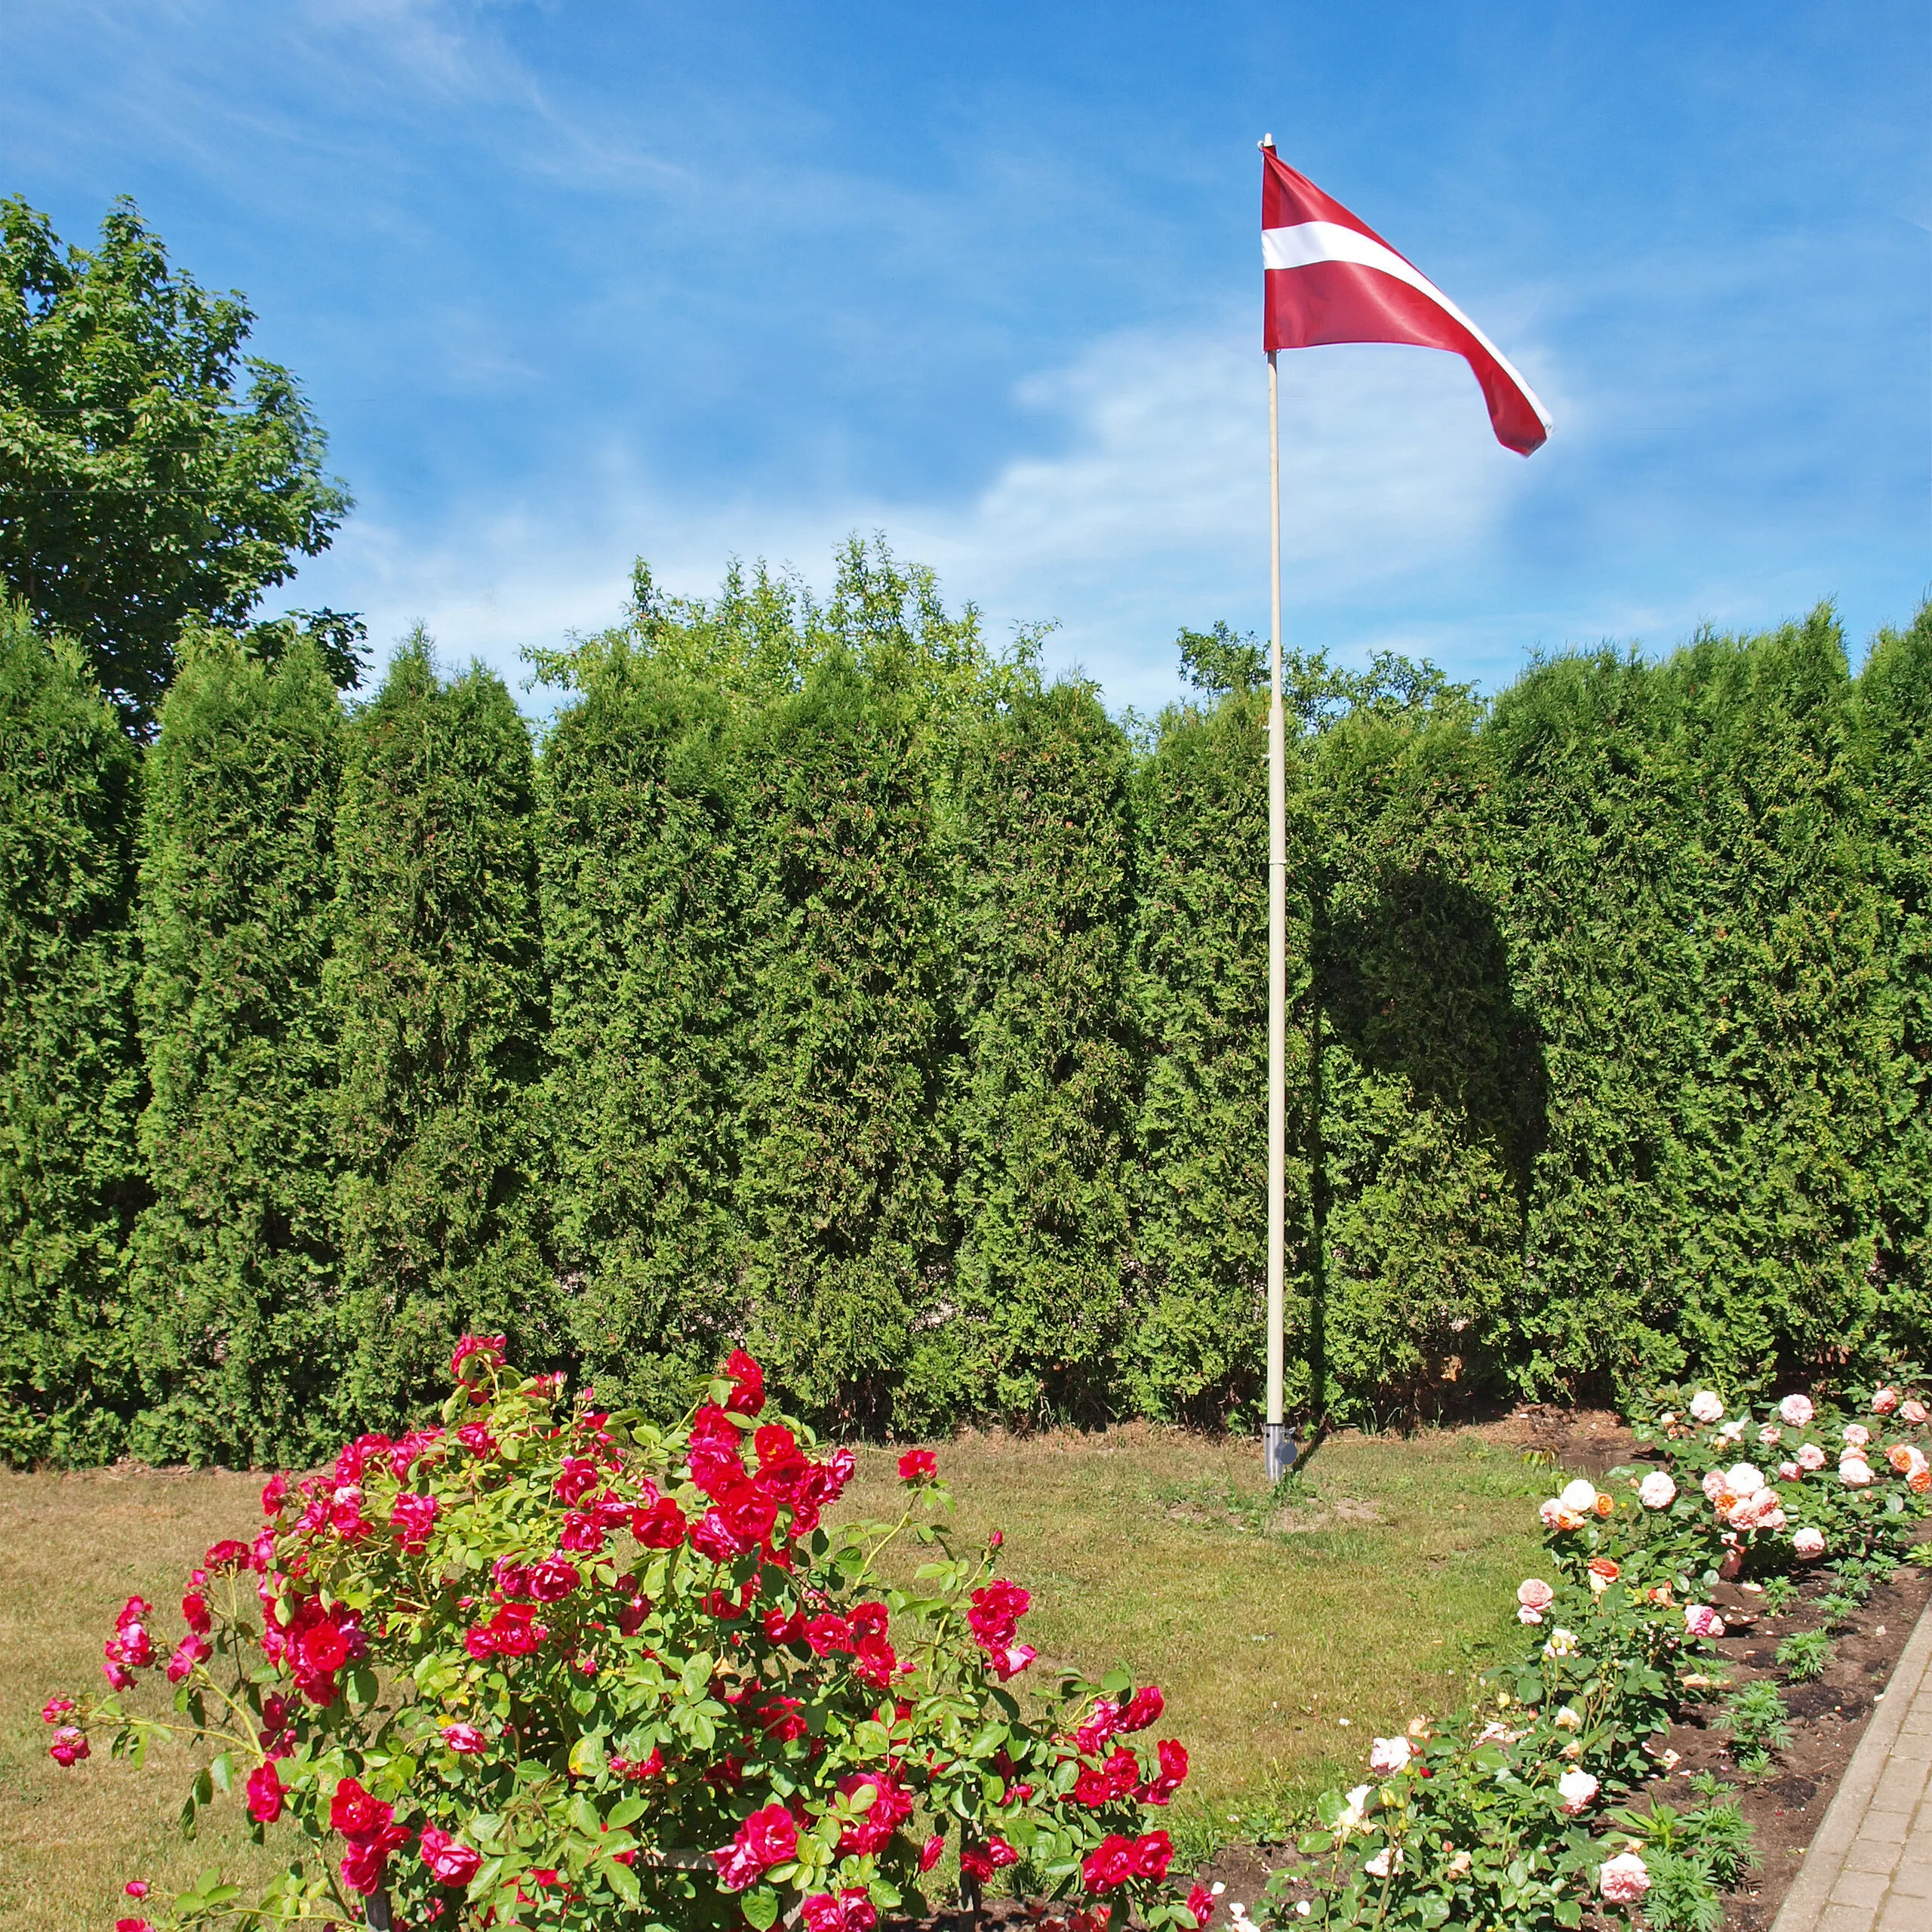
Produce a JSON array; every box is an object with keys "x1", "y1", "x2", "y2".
[{"x1": 1, "y1": 568, "x2": 1927, "y2": 1462}]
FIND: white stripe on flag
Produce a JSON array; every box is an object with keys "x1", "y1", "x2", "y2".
[{"x1": 1261, "y1": 220, "x2": 1551, "y2": 433}]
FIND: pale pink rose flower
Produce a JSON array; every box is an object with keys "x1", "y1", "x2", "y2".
[
  {"x1": 1684, "y1": 1604, "x2": 1725, "y2": 1638},
  {"x1": 1516, "y1": 1578, "x2": 1555, "y2": 1612},
  {"x1": 1872, "y1": 1386, "x2": 1900, "y2": 1415},
  {"x1": 1718, "y1": 1418, "x2": 1747, "y2": 1443},
  {"x1": 1724, "y1": 1463, "x2": 1764, "y2": 1495},
  {"x1": 1556, "y1": 1767, "x2": 1598, "y2": 1814},
  {"x1": 1538, "y1": 1497, "x2": 1583, "y2": 1531},
  {"x1": 1838, "y1": 1458, "x2": 1873, "y2": 1488},
  {"x1": 1779, "y1": 1394, "x2": 1814, "y2": 1428},
  {"x1": 1367, "y1": 1736, "x2": 1411, "y2": 1775},
  {"x1": 1797, "y1": 1442, "x2": 1826, "y2": 1471},
  {"x1": 1843, "y1": 1423, "x2": 1871, "y2": 1448},
  {"x1": 1700, "y1": 1469, "x2": 1728, "y2": 1503},
  {"x1": 1758, "y1": 1424, "x2": 1782, "y2": 1447},
  {"x1": 1518, "y1": 1606, "x2": 1545, "y2": 1625},
  {"x1": 1904, "y1": 1400, "x2": 1928, "y2": 1426},
  {"x1": 1599, "y1": 1853, "x2": 1651, "y2": 1905},
  {"x1": 1792, "y1": 1527, "x2": 1825, "y2": 1559},
  {"x1": 1638, "y1": 1471, "x2": 1676, "y2": 1509},
  {"x1": 1688, "y1": 1392, "x2": 1724, "y2": 1423},
  {"x1": 1779, "y1": 1460, "x2": 1800, "y2": 1481},
  {"x1": 1364, "y1": 1847, "x2": 1402, "y2": 1878},
  {"x1": 1558, "y1": 1478, "x2": 1598, "y2": 1512}
]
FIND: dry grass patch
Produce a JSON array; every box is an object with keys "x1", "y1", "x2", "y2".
[{"x1": 0, "y1": 1426, "x2": 1549, "y2": 1929}]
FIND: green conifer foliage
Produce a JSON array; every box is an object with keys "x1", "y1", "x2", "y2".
[
  {"x1": 1303, "y1": 704, "x2": 1531, "y2": 1422},
  {"x1": 943, "y1": 678, "x2": 1137, "y2": 1426},
  {"x1": 1127, "y1": 688, "x2": 1283, "y2": 1423},
  {"x1": 539, "y1": 648, "x2": 752, "y2": 1415},
  {"x1": 331, "y1": 636, "x2": 552, "y2": 1425},
  {"x1": 1657, "y1": 611, "x2": 1890, "y2": 1383},
  {"x1": 1855, "y1": 601, "x2": 1932, "y2": 1354},
  {"x1": 0, "y1": 608, "x2": 144, "y2": 1464},
  {"x1": 1486, "y1": 648, "x2": 1706, "y2": 1396},
  {"x1": 737, "y1": 654, "x2": 950, "y2": 1432},
  {"x1": 130, "y1": 635, "x2": 343, "y2": 1465}
]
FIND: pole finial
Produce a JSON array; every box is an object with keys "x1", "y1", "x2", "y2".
[{"x1": 1259, "y1": 132, "x2": 1275, "y2": 151}]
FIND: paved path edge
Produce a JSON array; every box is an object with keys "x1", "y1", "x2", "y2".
[{"x1": 1767, "y1": 1572, "x2": 1932, "y2": 1932}]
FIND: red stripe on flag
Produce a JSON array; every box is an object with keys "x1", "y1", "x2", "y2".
[{"x1": 1261, "y1": 149, "x2": 1549, "y2": 457}]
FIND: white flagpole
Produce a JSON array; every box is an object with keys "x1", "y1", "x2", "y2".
[{"x1": 1261, "y1": 134, "x2": 1292, "y2": 1484}]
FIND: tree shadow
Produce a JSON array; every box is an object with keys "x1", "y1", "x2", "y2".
[
  {"x1": 1312, "y1": 869, "x2": 1549, "y2": 1216},
  {"x1": 1293, "y1": 869, "x2": 1549, "y2": 1428}
]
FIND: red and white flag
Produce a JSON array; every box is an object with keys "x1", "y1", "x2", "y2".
[{"x1": 1263, "y1": 148, "x2": 1550, "y2": 456}]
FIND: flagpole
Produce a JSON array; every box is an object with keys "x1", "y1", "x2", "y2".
[{"x1": 1261, "y1": 136, "x2": 1292, "y2": 1484}]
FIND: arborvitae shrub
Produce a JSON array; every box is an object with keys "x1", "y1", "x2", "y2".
[
  {"x1": 330, "y1": 636, "x2": 554, "y2": 1426},
  {"x1": 1487, "y1": 648, "x2": 1705, "y2": 1397},
  {"x1": 539, "y1": 648, "x2": 752, "y2": 1416},
  {"x1": 1303, "y1": 703, "x2": 1530, "y2": 1422},
  {"x1": 0, "y1": 608, "x2": 144, "y2": 1464},
  {"x1": 130, "y1": 636, "x2": 344, "y2": 1465},
  {"x1": 1659, "y1": 611, "x2": 1891, "y2": 1385},
  {"x1": 737, "y1": 651, "x2": 950, "y2": 1432},
  {"x1": 1855, "y1": 601, "x2": 1932, "y2": 1357},
  {"x1": 944, "y1": 678, "x2": 1137, "y2": 1426},
  {"x1": 1127, "y1": 688, "x2": 1281, "y2": 1424}
]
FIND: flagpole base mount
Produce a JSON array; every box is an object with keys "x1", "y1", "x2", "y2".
[{"x1": 1262, "y1": 1423, "x2": 1297, "y2": 1484}]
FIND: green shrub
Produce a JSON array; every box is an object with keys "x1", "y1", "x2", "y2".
[
  {"x1": 0, "y1": 608, "x2": 145, "y2": 1464},
  {"x1": 1854, "y1": 601, "x2": 1932, "y2": 1358},
  {"x1": 330, "y1": 634, "x2": 555, "y2": 1426},
  {"x1": 538, "y1": 646, "x2": 755, "y2": 1415},
  {"x1": 128, "y1": 634, "x2": 346, "y2": 1465},
  {"x1": 944, "y1": 678, "x2": 1138, "y2": 1427},
  {"x1": 736, "y1": 651, "x2": 952, "y2": 1432},
  {"x1": 1126, "y1": 688, "x2": 1279, "y2": 1424}
]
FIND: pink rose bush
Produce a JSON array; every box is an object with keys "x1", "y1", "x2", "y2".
[
  {"x1": 41, "y1": 1343, "x2": 1199, "y2": 1932},
  {"x1": 1260, "y1": 1375, "x2": 1930, "y2": 1932}
]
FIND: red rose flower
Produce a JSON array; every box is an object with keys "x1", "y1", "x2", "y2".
[
  {"x1": 1081, "y1": 1835, "x2": 1136, "y2": 1894},
  {"x1": 246, "y1": 1761, "x2": 284, "y2": 1824},
  {"x1": 525, "y1": 1555, "x2": 582, "y2": 1603},
  {"x1": 723, "y1": 1347, "x2": 766, "y2": 1416},
  {"x1": 420, "y1": 1824, "x2": 482, "y2": 1886},
  {"x1": 450, "y1": 1332, "x2": 507, "y2": 1381},
  {"x1": 632, "y1": 1496, "x2": 688, "y2": 1549},
  {"x1": 897, "y1": 1448, "x2": 937, "y2": 1482},
  {"x1": 330, "y1": 1776, "x2": 389, "y2": 1838}
]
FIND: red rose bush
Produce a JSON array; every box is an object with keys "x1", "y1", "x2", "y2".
[{"x1": 45, "y1": 1343, "x2": 1198, "y2": 1932}]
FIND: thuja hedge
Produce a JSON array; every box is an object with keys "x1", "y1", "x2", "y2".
[{"x1": 1, "y1": 571, "x2": 1929, "y2": 1460}]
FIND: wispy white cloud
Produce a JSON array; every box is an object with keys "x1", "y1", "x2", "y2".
[{"x1": 287, "y1": 319, "x2": 1552, "y2": 712}]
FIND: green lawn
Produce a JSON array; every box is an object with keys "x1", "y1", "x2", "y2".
[{"x1": 0, "y1": 1425, "x2": 1551, "y2": 1930}]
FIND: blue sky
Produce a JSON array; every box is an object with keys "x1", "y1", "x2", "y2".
[{"x1": 4, "y1": 1, "x2": 1929, "y2": 713}]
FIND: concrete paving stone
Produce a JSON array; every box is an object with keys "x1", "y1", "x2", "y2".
[
  {"x1": 1843, "y1": 1838, "x2": 1905, "y2": 1877},
  {"x1": 1857, "y1": 1810, "x2": 1914, "y2": 1844},
  {"x1": 1887, "y1": 1857, "x2": 1932, "y2": 1898},
  {"x1": 1878, "y1": 1774, "x2": 1931, "y2": 1814},
  {"x1": 1817, "y1": 1903, "x2": 1876, "y2": 1932},
  {"x1": 1875, "y1": 1902, "x2": 1926, "y2": 1932},
  {"x1": 1829, "y1": 1871, "x2": 1894, "y2": 1910}
]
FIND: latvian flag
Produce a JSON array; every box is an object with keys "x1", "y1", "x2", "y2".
[{"x1": 1263, "y1": 147, "x2": 1550, "y2": 456}]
